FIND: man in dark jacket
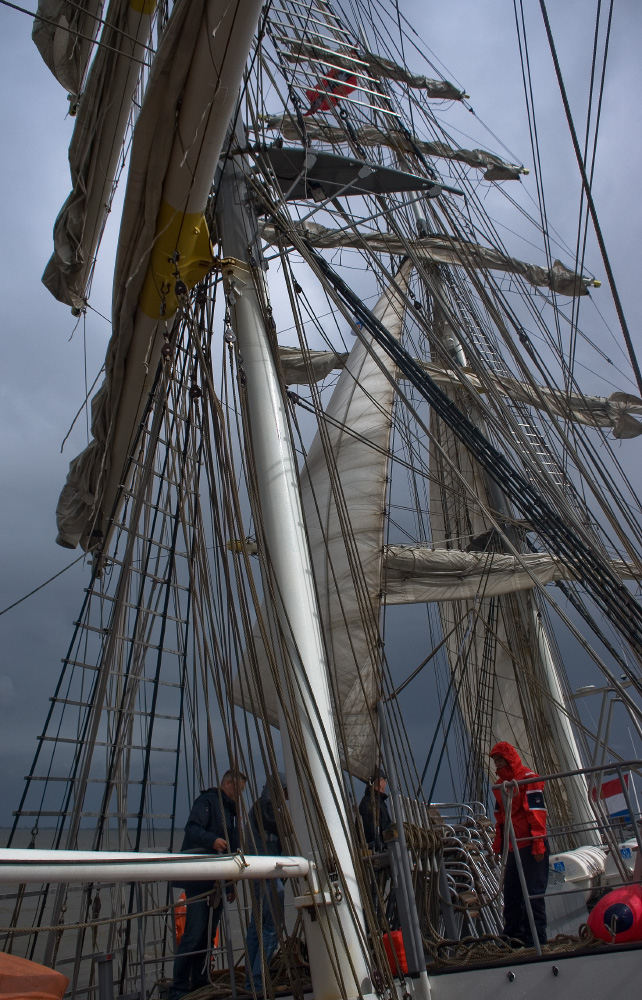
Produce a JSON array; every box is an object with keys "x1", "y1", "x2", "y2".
[
  {"x1": 359, "y1": 768, "x2": 392, "y2": 852},
  {"x1": 170, "y1": 769, "x2": 247, "y2": 1000},
  {"x1": 244, "y1": 773, "x2": 288, "y2": 993},
  {"x1": 490, "y1": 741, "x2": 549, "y2": 947}
]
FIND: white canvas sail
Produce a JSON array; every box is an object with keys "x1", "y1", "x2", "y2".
[
  {"x1": 383, "y1": 545, "x2": 638, "y2": 602},
  {"x1": 263, "y1": 221, "x2": 599, "y2": 296},
  {"x1": 42, "y1": 0, "x2": 157, "y2": 309},
  {"x1": 55, "y1": 0, "x2": 264, "y2": 549},
  {"x1": 266, "y1": 116, "x2": 527, "y2": 180},
  {"x1": 278, "y1": 347, "x2": 642, "y2": 437},
  {"x1": 32, "y1": 0, "x2": 102, "y2": 97}
]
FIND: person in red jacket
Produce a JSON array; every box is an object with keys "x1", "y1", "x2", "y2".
[{"x1": 490, "y1": 741, "x2": 549, "y2": 947}]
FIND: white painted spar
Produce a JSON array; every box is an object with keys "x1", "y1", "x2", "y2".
[{"x1": 0, "y1": 849, "x2": 309, "y2": 884}]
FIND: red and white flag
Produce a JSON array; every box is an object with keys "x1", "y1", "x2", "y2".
[{"x1": 591, "y1": 773, "x2": 630, "y2": 819}]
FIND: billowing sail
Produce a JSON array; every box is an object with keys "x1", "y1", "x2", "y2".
[
  {"x1": 279, "y1": 346, "x2": 348, "y2": 385},
  {"x1": 43, "y1": 0, "x2": 156, "y2": 308},
  {"x1": 234, "y1": 264, "x2": 411, "y2": 778},
  {"x1": 263, "y1": 221, "x2": 599, "y2": 296}
]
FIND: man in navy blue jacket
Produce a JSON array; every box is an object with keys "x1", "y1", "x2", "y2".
[{"x1": 171, "y1": 769, "x2": 247, "y2": 1000}]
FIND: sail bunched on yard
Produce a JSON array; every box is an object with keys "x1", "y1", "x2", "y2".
[
  {"x1": 382, "y1": 546, "x2": 638, "y2": 602},
  {"x1": 43, "y1": 0, "x2": 157, "y2": 309},
  {"x1": 276, "y1": 347, "x2": 642, "y2": 438},
  {"x1": 262, "y1": 221, "x2": 599, "y2": 297},
  {"x1": 32, "y1": 0, "x2": 103, "y2": 98},
  {"x1": 266, "y1": 115, "x2": 528, "y2": 181},
  {"x1": 55, "y1": 0, "x2": 264, "y2": 549}
]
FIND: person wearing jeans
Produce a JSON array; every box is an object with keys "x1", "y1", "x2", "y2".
[{"x1": 244, "y1": 773, "x2": 288, "y2": 993}]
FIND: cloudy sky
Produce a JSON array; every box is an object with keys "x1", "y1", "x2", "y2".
[{"x1": 0, "y1": 0, "x2": 641, "y2": 827}]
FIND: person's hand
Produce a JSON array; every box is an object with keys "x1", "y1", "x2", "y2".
[
  {"x1": 532, "y1": 851, "x2": 546, "y2": 862},
  {"x1": 226, "y1": 887, "x2": 236, "y2": 902},
  {"x1": 213, "y1": 837, "x2": 227, "y2": 852}
]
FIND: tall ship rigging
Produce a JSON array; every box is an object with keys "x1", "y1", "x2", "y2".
[{"x1": 1, "y1": 1, "x2": 642, "y2": 998}]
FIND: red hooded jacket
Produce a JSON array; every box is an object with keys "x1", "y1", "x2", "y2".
[{"x1": 490, "y1": 742, "x2": 547, "y2": 855}]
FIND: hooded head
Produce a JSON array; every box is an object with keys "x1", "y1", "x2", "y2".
[
  {"x1": 261, "y1": 771, "x2": 288, "y2": 801},
  {"x1": 490, "y1": 741, "x2": 527, "y2": 781}
]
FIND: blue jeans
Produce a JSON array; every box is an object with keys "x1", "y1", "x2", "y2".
[
  {"x1": 171, "y1": 886, "x2": 222, "y2": 1000},
  {"x1": 245, "y1": 879, "x2": 285, "y2": 991}
]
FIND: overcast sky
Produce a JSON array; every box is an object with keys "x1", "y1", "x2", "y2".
[{"x1": 0, "y1": 0, "x2": 641, "y2": 828}]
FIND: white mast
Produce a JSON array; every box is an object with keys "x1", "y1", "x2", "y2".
[{"x1": 216, "y1": 145, "x2": 376, "y2": 1000}]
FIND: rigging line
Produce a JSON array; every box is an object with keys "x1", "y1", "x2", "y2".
[
  {"x1": 60, "y1": 365, "x2": 106, "y2": 453},
  {"x1": 0, "y1": 553, "x2": 86, "y2": 617},
  {"x1": 538, "y1": 0, "x2": 642, "y2": 397},
  {"x1": 302, "y1": 241, "x2": 642, "y2": 669},
  {"x1": 32, "y1": 0, "x2": 158, "y2": 54},
  {"x1": 386, "y1": 614, "x2": 471, "y2": 700},
  {"x1": 514, "y1": 0, "x2": 565, "y2": 367},
  {"x1": 568, "y1": 0, "x2": 602, "y2": 376},
  {"x1": 576, "y1": 0, "x2": 608, "y2": 380},
  {"x1": 1, "y1": 0, "x2": 152, "y2": 65}
]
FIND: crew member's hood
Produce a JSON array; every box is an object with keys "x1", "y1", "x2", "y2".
[{"x1": 489, "y1": 741, "x2": 531, "y2": 781}]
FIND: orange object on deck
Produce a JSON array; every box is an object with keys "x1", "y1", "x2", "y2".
[
  {"x1": 587, "y1": 884, "x2": 642, "y2": 944},
  {"x1": 174, "y1": 891, "x2": 187, "y2": 945},
  {"x1": 382, "y1": 929, "x2": 408, "y2": 975},
  {"x1": 0, "y1": 952, "x2": 69, "y2": 1000}
]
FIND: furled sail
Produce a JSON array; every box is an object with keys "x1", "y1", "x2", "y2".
[
  {"x1": 279, "y1": 346, "x2": 348, "y2": 385},
  {"x1": 278, "y1": 347, "x2": 641, "y2": 436},
  {"x1": 416, "y1": 362, "x2": 642, "y2": 439},
  {"x1": 55, "y1": 0, "x2": 264, "y2": 549},
  {"x1": 283, "y1": 41, "x2": 466, "y2": 100},
  {"x1": 234, "y1": 264, "x2": 411, "y2": 778},
  {"x1": 43, "y1": 0, "x2": 156, "y2": 309},
  {"x1": 32, "y1": 0, "x2": 102, "y2": 98},
  {"x1": 262, "y1": 221, "x2": 599, "y2": 296},
  {"x1": 265, "y1": 115, "x2": 527, "y2": 180},
  {"x1": 383, "y1": 546, "x2": 638, "y2": 603}
]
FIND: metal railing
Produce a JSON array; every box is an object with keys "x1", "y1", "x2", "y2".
[{"x1": 493, "y1": 758, "x2": 642, "y2": 957}]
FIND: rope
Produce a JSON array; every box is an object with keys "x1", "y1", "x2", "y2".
[
  {"x1": 0, "y1": 555, "x2": 86, "y2": 617},
  {"x1": 538, "y1": 0, "x2": 642, "y2": 397},
  {"x1": 0, "y1": 888, "x2": 213, "y2": 937}
]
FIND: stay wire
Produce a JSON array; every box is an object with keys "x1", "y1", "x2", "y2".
[
  {"x1": 0, "y1": 554, "x2": 86, "y2": 617},
  {"x1": 300, "y1": 240, "x2": 642, "y2": 669},
  {"x1": 538, "y1": 0, "x2": 642, "y2": 397}
]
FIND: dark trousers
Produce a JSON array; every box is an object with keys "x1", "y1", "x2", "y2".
[
  {"x1": 503, "y1": 844, "x2": 549, "y2": 946},
  {"x1": 171, "y1": 885, "x2": 222, "y2": 1000},
  {"x1": 245, "y1": 879, "x2": 285, "y2": 991}
]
